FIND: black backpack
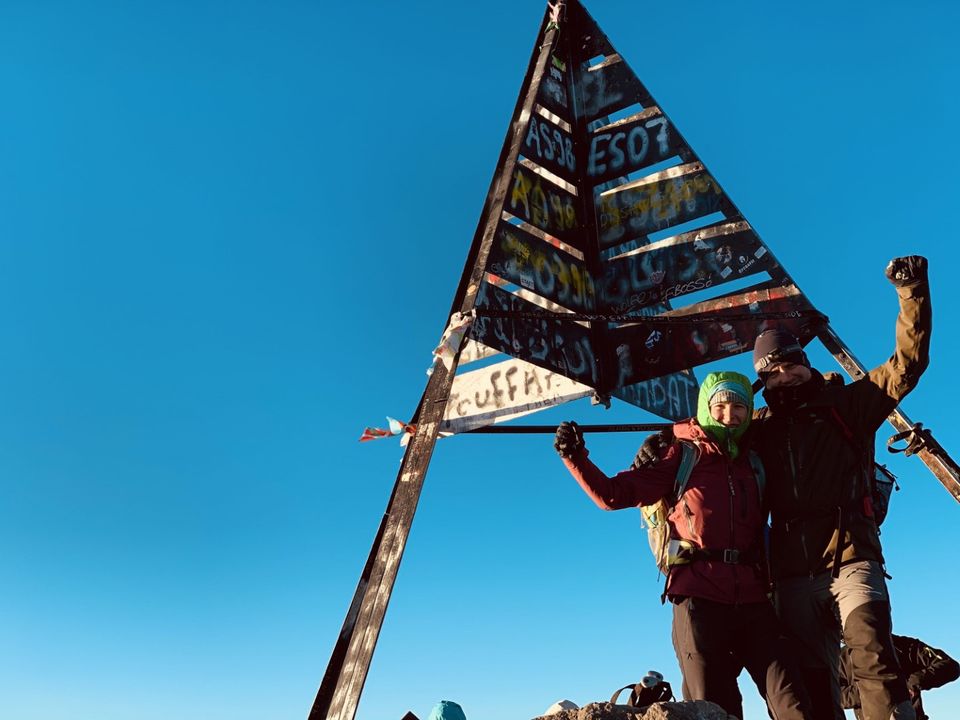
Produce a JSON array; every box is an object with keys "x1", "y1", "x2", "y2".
[
  {"x1": 610, "y1": 674, "x2": 674, "y2": 707},
  {"x1": 828, "y1": 406, "x2": 899, "y2": 526}
]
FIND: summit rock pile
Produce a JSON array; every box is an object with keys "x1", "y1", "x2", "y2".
[{"x1": 532, "y1": 701, "x2": 734, "y2": 720}]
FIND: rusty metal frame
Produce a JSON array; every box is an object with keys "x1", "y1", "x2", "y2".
[{"x1": 311, "y1": 2, "x2": 959, "y2": 718}]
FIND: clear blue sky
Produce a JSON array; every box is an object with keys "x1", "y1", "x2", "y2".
[{"x1": 1, "y1": 2, "x2": 958, "y2": 719}]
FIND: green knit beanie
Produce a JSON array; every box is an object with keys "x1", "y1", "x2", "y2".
[{"x1": 696, "y1": 371, "x2": 754, "y2": 459}]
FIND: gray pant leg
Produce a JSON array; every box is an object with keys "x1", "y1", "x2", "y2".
[
  {"x1": 776, "y1": 573, "x2": 843, "y2": 720},
  {"x1": 834, "y1": 561, "x2": 913, "y2": 720},
  {"x1": 833, "y1": 560, "x2": 889, "y2": 623}
]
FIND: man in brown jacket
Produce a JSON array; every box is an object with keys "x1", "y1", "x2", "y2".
[{"x1": 750, "y1": 255, "x2": 931, "y2": 720}]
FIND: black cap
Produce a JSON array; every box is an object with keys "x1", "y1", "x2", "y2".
[{"x1": 753, "y1": 328, "x2": 809, "y2": 375}]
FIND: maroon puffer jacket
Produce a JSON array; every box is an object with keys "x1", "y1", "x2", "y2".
[{"x1": 562, "y1": 418, "x2": 768, "y2": 605}]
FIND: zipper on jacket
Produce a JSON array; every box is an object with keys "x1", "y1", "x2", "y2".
[
  {"x1": 738, "y1": 475, "x2": 748, "y2": 520},
  {"x1": 786, "y1": 416, "x2": 812, "y2": 573},
  {"x1": 786, "y1": 418, "x2": 799, "y2": 498},
  {"x1": 727, "y1": 462, "x2": 740, "y2": 604}
]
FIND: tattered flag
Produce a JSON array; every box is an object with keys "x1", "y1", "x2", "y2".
[
  {"x1": 359, "y1": 417, "x2": 417, "y2": 443},
  {"x1": 359, "y1": 426, "x2": 393, "y2": 442}
]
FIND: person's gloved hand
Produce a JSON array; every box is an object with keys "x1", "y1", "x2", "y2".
[
  {"x1": 632, "y1": 428, "x2": 675, "y2": 469},
  {"x1": 554, "y1": 421, "x2": 585, "y2": 458},
  {"x1": 885, "y1": 255, "x2": 928, "y2": 288}
]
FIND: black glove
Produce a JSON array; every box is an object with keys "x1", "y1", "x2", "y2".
[
  {"x1": 823, "y1": 372, "x2": 846, "y2": 387},
  {"x1": 632, "y1": 428, "x2": 674, "y2": 469},
  {"x1": 885, "y1": 255, "x2": 928, "y2": 288},
  {"x1": 554, "y1": 421, "x2": 585, "y2": 458}
]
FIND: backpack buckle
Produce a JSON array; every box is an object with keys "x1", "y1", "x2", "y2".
[{"x1": 723, "y1": 549, "x2": 740, "y2": 564}]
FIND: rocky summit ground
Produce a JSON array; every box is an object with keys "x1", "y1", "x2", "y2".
[{"x1": 532, "y1": 700, "x2": 734, "y2": 720}]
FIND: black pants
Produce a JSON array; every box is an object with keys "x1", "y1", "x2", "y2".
[{"x1": 672, "y1": 597, "x2": 811, "y2": 720}]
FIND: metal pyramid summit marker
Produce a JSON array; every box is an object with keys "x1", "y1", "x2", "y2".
[
  {"x1": 310, "y1": 3, "x2": 960, "y2": 718},
  {"x1": 443, "y1": 0, "x2": 824, "y2": 431}
]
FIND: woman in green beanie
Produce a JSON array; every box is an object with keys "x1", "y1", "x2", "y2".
[{"x1": 554, "y1": 371, "x2": 810, "y2": 720}]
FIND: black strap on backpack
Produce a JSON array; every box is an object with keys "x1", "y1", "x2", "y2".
[
  {"x1": 675, "y1": 546, "x2": 763, "y2": 564},
  {"x1": 826, "y1": 407, "x2": 877, "y2": 578},
  {"x1": 609, "y1": 681, "x2": 674, "y2": 707}
]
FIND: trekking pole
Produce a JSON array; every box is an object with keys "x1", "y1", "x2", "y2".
[{"x1": 464, "y1": 423, "x2": 671, "y2": 434}]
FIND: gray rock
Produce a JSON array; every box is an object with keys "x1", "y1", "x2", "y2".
[{"x1": 532, "y1": 700, "x2": 734, "y2": 720}]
